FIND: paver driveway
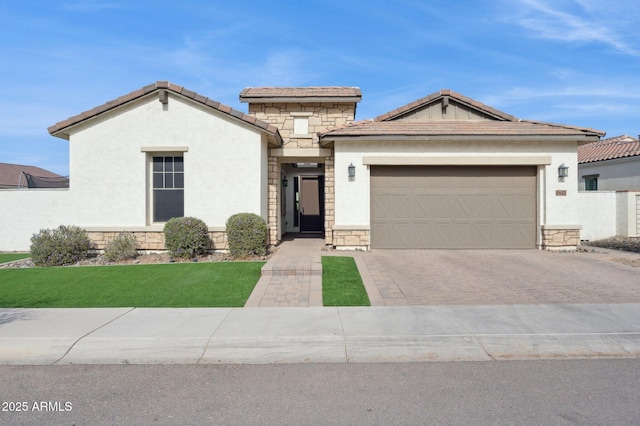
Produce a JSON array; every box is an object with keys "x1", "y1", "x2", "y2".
[{"x1": 356, "y1": 248, "x2": 640, "y2": 305}]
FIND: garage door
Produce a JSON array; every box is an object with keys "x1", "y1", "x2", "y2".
[{"x1": 370, "y1": 166, "x2": 536, "y2": 249}]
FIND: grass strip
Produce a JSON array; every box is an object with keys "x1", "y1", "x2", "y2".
[
  {"x1": 322, "y1": 256, "x2": 370, "y2": 306},
  {"x1": 0, "y1": 253, "x2": 31, "y2": 263},
  {"x1": 0, "y1": 262, "x2": 264, "y2": 308}
]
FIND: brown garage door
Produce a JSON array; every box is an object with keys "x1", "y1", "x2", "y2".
[{"x1": 370, "y1": 166, "x2": 536, "y2": 249}]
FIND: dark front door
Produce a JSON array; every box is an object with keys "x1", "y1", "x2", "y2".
[{"x1": 300, "y1": 176, "x2": 324, "y2": 232}]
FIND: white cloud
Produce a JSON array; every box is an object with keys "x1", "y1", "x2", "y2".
[{"x1": 510, "y1": 0, "x2": 640, "y2": 56}]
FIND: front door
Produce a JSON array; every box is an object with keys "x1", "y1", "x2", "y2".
[{"x1": 299, "y1": 176, "x2": 324, "y2": 232}]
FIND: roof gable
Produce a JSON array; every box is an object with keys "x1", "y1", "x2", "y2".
[
  {"x1": 578, "y1": 135, "x2": 640, "y2": 164},
  {"x1": 320, "y1": 89, "x2": 605, "y2": 144},
  {"x1": 375, "y1": 89, "x2": 517, "y2": 122},
  {"x1": 48, "y1": 81, "x2": 283, "y2": 146}
]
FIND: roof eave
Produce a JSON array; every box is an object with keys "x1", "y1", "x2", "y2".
[
  {"x1": 320, "y1": 133, "x2": 602, "y2": 145},
  {"x1": 240, "y1": 96, "x2": 362, "y2": 104},
  {"x1": 47, "y1": 82, "x2": 283, "y2": 144}
]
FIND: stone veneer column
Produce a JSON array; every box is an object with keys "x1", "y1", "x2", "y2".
[
  {"x1": 540, "y1": 225, "x2": 581, "y2": 250},
  {"x1": 324, "y1": 154, "x2": 335, "y2": 245},
  {"x1": 267, "y1": 156, "x2": 280, "y2": 246}
]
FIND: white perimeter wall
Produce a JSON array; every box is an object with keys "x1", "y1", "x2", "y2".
[
  {"x1": 0, "y1": 190, "x2": 75, "y2": 251},
  {"x1": 334, "y1": 139, "x2": 580, "y2": 231},
  {"x1": 576, "y1": 191, "x2": 617, "y2": 241},
  {"x1": 576, "y1": 191, "x2": 639, "y2": 240}
]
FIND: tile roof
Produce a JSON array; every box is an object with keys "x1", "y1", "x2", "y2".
[
  {"x1": 320, "y1": 89, "x2": 604, "y2": 143},
  {"x1": 320, "y1": 119, "x2": 605, "y2": 140},
  {"x1": 374, "y1": 89, "x2": 517, "y2": 122},
  {"x1": 0, "y1": 162, "x2": 66, "y2": 187},
  {"x1": 239, "y1": 86, "x2": 362, "y2": 102},
  {"x1": 578, "y1": 135, "x2": 640, "y2": 164},
  {"x1": 48, "y1": 81, "x2": 282, "y2": 145}
]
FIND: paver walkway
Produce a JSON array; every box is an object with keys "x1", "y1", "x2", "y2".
[{"x1": 244, "y1": 236, "x2": 324, "y2": 307}]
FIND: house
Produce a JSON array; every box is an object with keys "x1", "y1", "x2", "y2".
[
  {"x1": 576, "y1": 135, "x2": 640, "y2": 241},
  {"x1": 0, "y1": 162, "x2": 68, "y2": 189},
  {"x1": 0, "y1": 81, "x2": 604, "y2": 251},
  {"x1": 317, "y1": 90, "x2": 603, "y2": 249},
  {"x1": 578, "y1": 135, "x2": 640, "y2": 191}
]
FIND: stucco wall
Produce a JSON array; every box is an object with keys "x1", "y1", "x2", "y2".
[
  {"x1": 0, "y1": 92, "x2": 271, "y2": 251},
  {"x1": 576, "y1": 191, "x2": 617, "y2": 241},
  {"x1": 0, "y1": 189, "x2": 74, "y2": 251},
  {"x1": 69, "y1": 93, "x2": 268, "y2": 227},
  {"x1": 334, "y1": 140, "x2": 580, "y2": 239},
  {"x1": 578, "y1": 157, "x2": 640, "y2": 191},
  {"x1": 617, "y1": 191, "x2": 640, "y2": 237}
]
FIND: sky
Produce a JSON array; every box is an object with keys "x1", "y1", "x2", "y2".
[{"x1": 1, "y1": 0, "x2": 639, "y2": 176}]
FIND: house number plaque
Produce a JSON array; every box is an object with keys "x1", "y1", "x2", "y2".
[{"x1": 556, "y1": 190, "x2": 567, "y2": 196}]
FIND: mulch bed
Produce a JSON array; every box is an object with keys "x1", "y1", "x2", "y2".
[
  {"x1": 586, "y1": 236, "x2": 640, "y2": 254},
  {"x1": 1, "y1": 250, "x2": 274, "y2": 269}
]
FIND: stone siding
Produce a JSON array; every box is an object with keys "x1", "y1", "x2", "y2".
[
  {"x1": 324, "y1": 155, "x2": 335, "y2": 245},
  {"x1": 267, "y1": 156, "x2": 280, "y2": 246},
  {"x1": 541, "y1": 227, "x2": 580, "y2": 250},
  {"x1": 87, "y1": 230, "x2": 228, "y2": 252},
  {"x1": 249, "y1": 103, "x2": 356, "y2": 147},
  {"x1": 332, "y1": 229, "x2": 370, "y2": 250}
]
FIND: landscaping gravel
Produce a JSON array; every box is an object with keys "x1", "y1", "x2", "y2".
[{"x1": 586, "y1": 236, "x2": 640, "y2": 254}]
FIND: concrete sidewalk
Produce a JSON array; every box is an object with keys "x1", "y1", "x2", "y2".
[{"x1": 1, "y1": 304, "x2": 639, "y2": 365}]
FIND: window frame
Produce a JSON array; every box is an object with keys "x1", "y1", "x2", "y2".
[
  {"x1": 149, "y1": 153, "x2": 185, "y2": 223},
  {"x1": 583, "y1": 174, "x2": 599, "y2": 191}
]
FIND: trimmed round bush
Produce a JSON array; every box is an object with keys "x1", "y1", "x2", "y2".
[
  {"x1": 226, "y1": 213, "x2": 268, "y2": 258},
  {"x1": 104, "y1": 232, "x2": 139, "y2": 262},
  {"x1": 163, "y1": 217, "x2": 210, "y2": 258},
  {"x1": 30, "y1": 225, "x2": 92, "y2": 267}
]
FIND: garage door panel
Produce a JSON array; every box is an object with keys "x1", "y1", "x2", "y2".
[
  {"x1": 494, "y1": 222, "x2": 536, "y2": 248},
  {"x1": 415, "y1": 195, "x2": 450, "y2": 218},
  {"x1": 371, "y1": 221, "x2": 411, "y2": 248},
  {"x1": 371, "y1": 194, "x2": 410, "y2": 219},
  {"x1": 414, "y1": 221, "x2": 452, "y2": 247},
  {"x1": 371, "y1": 166, "x2": 536, "y2": 249},
  {"x1": 453, "y1": 195, "x2": 493, "y2": 219}
]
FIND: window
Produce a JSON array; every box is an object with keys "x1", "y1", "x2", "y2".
[
  {"x1": 291, "y1": 112, "x2": 313, "y2": 136},
  {"x1": 293, "y1": 116, "x2": 309, "y2": 134},
  {"x1": 152, "y1": 156, "x2": 184, "y2": 222},
  {"x1": 584, "y1": 176, "x2": 598, "y2": 191}
]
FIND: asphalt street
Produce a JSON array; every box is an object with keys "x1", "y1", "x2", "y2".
[{"x1": 1, "y1": 360, "x2": 639, "y2": 425}]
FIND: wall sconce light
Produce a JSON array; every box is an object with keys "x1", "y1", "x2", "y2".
[
  {"x1": 348, "y1": 163, "x2": 355, "y2": 181},
  {"x1": 282, "y1": 177, "x2": 288, "y2": 187},
  {"x1": 558, "y1": 163, "x2": 569, "y2": 182}
]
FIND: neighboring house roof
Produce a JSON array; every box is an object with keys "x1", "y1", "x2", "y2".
[
  {"x1": 578, "y1": 135, "x2": 640, "y2": 164},
  {"x1": 239, "y1": 87, "x2": 362, "y2": 103},
  {"x1": 0, "y1": 162, "x2": 68, "y2": 188},
  {"x1": 48, "y1": 81, "x2": 283, "y2": 146},
  {"x1": 321, "y1": 89, "x2": 605, "y2": 143}
]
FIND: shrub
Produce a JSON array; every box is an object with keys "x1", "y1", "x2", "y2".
[
  {"x1": 163, "y1": 217, "x2": 210, "y2": 258},
  {"x1": 226, "y1": 213, "x2": 268, "y2": 258},
  {"x1": 104, "y1": 232, "x2": 138, "y2": 262},
  {"x1": 30, "y1": 225, "x2": 92, "y2": 267}
]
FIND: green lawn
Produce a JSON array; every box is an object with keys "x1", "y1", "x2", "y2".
[
  {"x1": 322, "y1": 256, "x2": 370, "y2": 306},
  {"x1": 0, "y1": 262, "x2": 264, "y2": 308},
  {"x1": 0, "y1": 253, "x2": 31, "y2": 263}
]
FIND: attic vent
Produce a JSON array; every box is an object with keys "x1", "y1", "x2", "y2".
[
  {"x1": 441, "y1": 96, "x2": 449, "y2": 112},
  {"x1": 158, "y1": 90, "x2": 168, "y2": 105}
]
